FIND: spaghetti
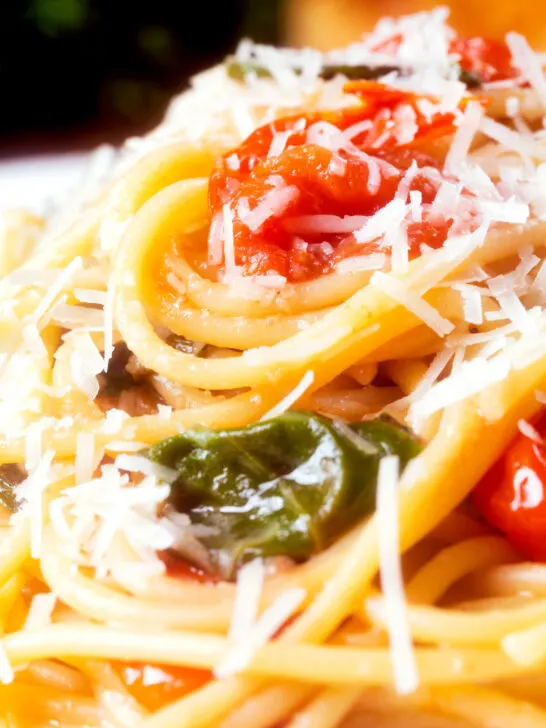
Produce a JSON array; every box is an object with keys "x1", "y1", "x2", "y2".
[{"x1": 2, "y1": 7, "x2": 546, "y2": 727}]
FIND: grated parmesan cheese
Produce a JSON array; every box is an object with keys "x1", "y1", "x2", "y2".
[
  {"x1": 371, "y1": 272, "x2": 455, "y2": 337},
  {"x1": 74, "y1": 289, "x2": 107, "y2": 306},
  {"x1": 506, "y1": 33, "x2": 546, "y2": 109},
  {"x1": 24, "y1": 593, "x2": 56, "y2": 631},
  {"x1": 376, "y1": 456, "x2": 419, "y2": 694},
  {"x1": 222, "y1": 204, "x2": 237, "y2": 276},
  {"x1": 518, "y1": 419, "x2": 544, "y2": 444},
  {"x1": 75, "y1": 432, "x2": 96, "y2": 485},
  {"x1": 32, "y1": 257, "x2": 83, "y2": 325},
  {"x1": 16, "y1": 449, "x2": 55, "y2": 559},
  {"x1": 444, "y1": 101, "x2": 484, "y2": 174},
  {"x1": 215, "y1": 587, "x2": 306, "y2": 678},
  {"x1": 70, "y1": 333, "x2": 105, "y2": 400},
  {"x1": 0, "y1": 642, "x2": 14, "y2": 685},
  {"x1": 227, "y1": 558, "x2": 265, "y2": 643},
  {"x1": 115, "y1": 454, "x2": 177, "y2": 483}
]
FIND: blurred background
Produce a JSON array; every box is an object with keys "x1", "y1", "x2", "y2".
[
  {"x1": 2, "y1": 0, "x2": 544, "y2": 158},
  {"x1": 0, "y1": 0, "x2": 543, "y2": 209}
]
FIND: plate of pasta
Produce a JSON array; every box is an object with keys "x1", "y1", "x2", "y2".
[{"x1": 2, "y1": 6, "x2": 546, "y2": 727}]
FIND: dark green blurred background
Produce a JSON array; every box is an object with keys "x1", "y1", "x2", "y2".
[{"x1": 0, "y1": 1, "x2": 282, "y2": 156}]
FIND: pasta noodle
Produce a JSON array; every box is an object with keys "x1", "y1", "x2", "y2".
[{"x1": 2, "y1": 8, "x2": 546, "y2": 727}]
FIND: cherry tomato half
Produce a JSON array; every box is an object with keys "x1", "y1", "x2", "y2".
[{"x1": 474, "y1": 412, "x2": 546, "y2": 560}]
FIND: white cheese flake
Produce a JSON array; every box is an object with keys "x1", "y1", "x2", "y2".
[
  {"x1": 215, "y1": 587, "x2": 306, "y2": 678},
  {"x1": 260, "y1": 370, "x2": 315, "y2": 420},
  {"x1": 376, "y1": 456, "x2": 419, "y2": 694},
  {"x1": 24, "y1": 593, "x2": 57, "y2": 631},
  {"x1": 371, "y1": 272, "x2": 454, "y2": 337}
]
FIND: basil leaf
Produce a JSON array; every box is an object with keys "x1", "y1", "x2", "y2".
[
  {"x1": 148, "y1": 411, "x2": 420, "y2": 578},
  {"x1": 225, "y1": 58, "x2": 401, "y2": 83},
  {"x1": 0, "y1": 465, "x2": 25, "y2": 513},
  {"x1": 226, "y1": 57, "x2": 484, "y2": 90},
  {"x1": 456, "y1": 66, "x2": 483, "y2": 89}
]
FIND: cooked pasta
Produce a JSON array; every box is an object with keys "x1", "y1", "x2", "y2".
[{"x1": 2, "y1": 7, "x2": 546, "y2": 727}]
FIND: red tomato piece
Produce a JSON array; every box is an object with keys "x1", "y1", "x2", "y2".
[
  {"x1": 114, "y1": 662, "x2": 211, "y2": 712},
  {"x1": 450, "y1": 36, "x2": 518, "y2": 83},
  {"x1": 474, "y1": 412, "x2": 546, "y2": 561},
  {"x1": 207, "y1": 83, "x2": 468, "y2": 282}
]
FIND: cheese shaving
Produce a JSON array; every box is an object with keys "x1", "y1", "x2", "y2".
[
  {"x1": 227, "y1": 558, "x2": 265, "y2": 643},
  {"x1": 371, "y1": 272, "x2": 455, "y2": 337},
  {"x1": 215, "y1": 587, "x2": 306, "y2": 678},
  {"x1": 260, "y1": 370, "x2": 315, "y2": 420},
  {"x1": 376, "y1": 455, "x2": 419, "y2": 694},
  {"x1": 24, "y1": 593, "x2": 56, "y2": 631}
]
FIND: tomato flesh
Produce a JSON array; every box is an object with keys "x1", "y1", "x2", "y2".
[
  {"x1": 114, "y1": 661, "x2": 211, "y2": 711},
  {"x1": 474, "y1": 412, "x2": 546, "y2": 561},
  {"x1": 208, "y1": 82, "x2": 469, "y2": 282}
]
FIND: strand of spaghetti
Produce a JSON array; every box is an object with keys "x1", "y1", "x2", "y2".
[
  {"x1": 161, "y1": 219, "x2": 546, "y2": 320},
  {"x1": 40, "y1": 540, "x2": 233, "y2": 631},
  {"x1": 429, "y1": 685, "x2": 546, "y2": 728},
  {"x1": 22, "y1": 659, "x2": 89, "y2": 693},
  {"x1": 492, "y1": 674, "x2": 546, "y2": 705},
  {"x1": 0, "y1": 575, "x2": 25, "y2": 624},
  {"x1": 383, "y1": 359, "x2": 430, "y2": 396},
  {"x1": 164, "y1": 248, "x2": 376, "y2": 318},
  {"x1": 0, "y1": 624, "x2": 530, "y2": 685},
  {"x1": 483, "y1": 88, "x2": 544, "y2": 122},
  {"x1": 103, "y1": 142, "x2": 223, "y2": 229},
  {"x1": 51, "y1": 335, "x2": 103, "y2": 421},
  {"x1": 149, "y1": 300, "x2": 330, "y2": 350},
  {"x1": 476, "y1": 563, "x2": 546, "y2": 597},
  {"x1": 0, "y1": 682, "x2": 109, "y2": 725},
  {"x1": 405, "y1": 536, "x2": 518, "y2": 604},
  {"x1": 116, "y1": 178, "x2": 546, "y2": 390},
  {"x1": 502, "y1": 621, "x2": 546, "y2": 665},
  {"x1": 40, "y1": 525, "x2": 363, "y2": 628},
  {"x1": 218, "y1": 684, "x2": 316, "y2": 728},
  {"x1": 364, "y1": 596, "x2": 546, "y2": 646},
  {"x1": 66, "y1": 658, "x2": 148, "y2": 727},
  {"x1": 427, "y1": 511, "x2": 494, "y2": 544},
  {"x1": 285, "y1": 686, "x2": 363, "y2": 728},
  {"x1": 0, "y1": 522, "x2": 30, "y2": 591},
  {"x1": 147, "y1": 338, "x2": 546, "y2": 728}
]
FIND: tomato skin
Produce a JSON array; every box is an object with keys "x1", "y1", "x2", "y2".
[
  {"x1": 474, "y1": 413, "x2": 546, "y2": 561},
  {"x1": 114, "y1": 662, "x2": 211, "y2": 712}
]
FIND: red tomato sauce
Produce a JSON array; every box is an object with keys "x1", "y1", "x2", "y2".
[
  {"x1": 207, "y1": 79, "x2": 490, "y2": 283},
  {"x1": 159, "y1": 550, "x2": 217, "y2": 583},
  {"x1": 113, "y1": 661, "x2": 211, "y2": 711},
  {"x1": 474, "y1": 412, "x2": 546, "y2": 561}
]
